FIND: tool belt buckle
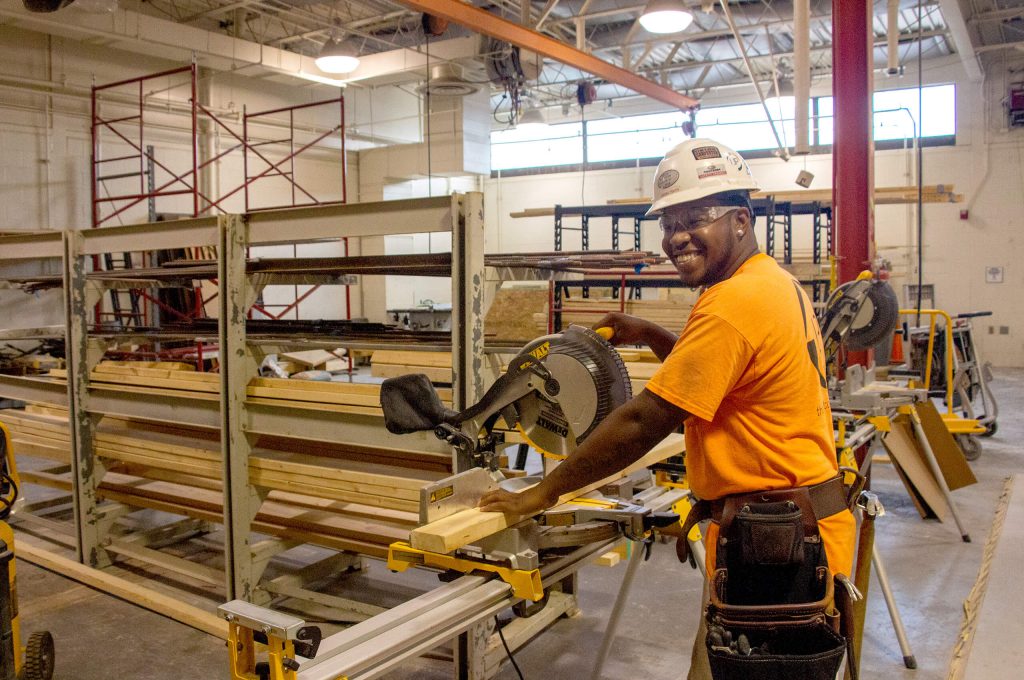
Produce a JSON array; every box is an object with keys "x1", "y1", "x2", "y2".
[{"x1": 838, "y1": 466, "x2": 866, "y2": 511}]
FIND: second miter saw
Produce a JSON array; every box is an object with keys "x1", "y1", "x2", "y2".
[{"x1": 380, "y1": 325, "x2": 682, "y2": 601}]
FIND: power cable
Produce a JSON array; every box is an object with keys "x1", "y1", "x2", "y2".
[
  {"x1": 495, "y1": 615, "x2": 525, "y2": 680},
  {"x1": 915, "y1": 0, "x2": 924, "y2": 323},
  {"x1": 425, "y1": 32, "x2": 432, "y2": 197}
]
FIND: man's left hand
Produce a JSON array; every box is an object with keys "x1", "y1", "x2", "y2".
[{"x1": 478, "y1": 485, "x2": 553, "y2": 516}]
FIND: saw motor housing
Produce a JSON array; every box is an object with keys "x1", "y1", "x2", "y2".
[{"x1": 381, "y1": 325, "x2": 633, "y2": 470}]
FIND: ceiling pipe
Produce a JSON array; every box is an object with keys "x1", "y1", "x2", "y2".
[
  {"x1": 790, "y1": 0, "x2": 806, "y2": 153},
  {"x1": 392, "y1": 0, "x2": 698, "y2": 110},
  {"x1": 793, "y1": 0, "x2": 810, "y2": 155},
  {"x1": 886, "y1": 0, "x2": 901, "y2": 75}
]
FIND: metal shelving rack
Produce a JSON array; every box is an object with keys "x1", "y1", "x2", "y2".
[
  {"x1": 0, "y1": 194, "x2": 486, "y2": 604},
  {"x1": 548, "y1": 199, "x2": 834, "y2": 330}
]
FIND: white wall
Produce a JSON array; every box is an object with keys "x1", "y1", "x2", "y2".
[
  {"x1": 0, "y1": 25, "x2": 376, "y2": 328},
  {"x1": 483, "y1": 58, "x2": 1024, "y2": 367}
]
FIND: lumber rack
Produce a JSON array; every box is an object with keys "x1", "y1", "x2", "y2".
[{"x1": 0, "y1": 195, "x2": 487, "y2": 619}]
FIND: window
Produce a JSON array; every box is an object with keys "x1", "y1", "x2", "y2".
[
  {"x1": 488, "y1": 84, "x2": 954, "y2": 175},
  {"x1": 694, "y1": 99, "x2": 801, "y2": 153},
  {"x1": 586, "y1": 111, "x2": 689, "y2": 162},
  {"x1": 490, "y1": 122, "x2": 583, "y2": 171},
  {"x1": 817, "y1": 84, "x2": 955, "y2": 145}
]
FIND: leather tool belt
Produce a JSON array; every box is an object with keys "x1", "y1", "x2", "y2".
[{"x1": 676, "y1": 474, "x2": 860, "y2": 680}]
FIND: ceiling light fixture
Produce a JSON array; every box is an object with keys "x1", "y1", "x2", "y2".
[
  {"x1": 316, "y1": 37, "x2": 360, "y2": 74},
  {"x1": 517, "y1": 107, "x2": 548, "y2": 132},
  {"x1": 639, "y1": 0, "x2": 694, "y2": 34}
]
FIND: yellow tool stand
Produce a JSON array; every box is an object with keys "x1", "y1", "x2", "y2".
[{"x1": 0, "y1": 421, "x2": 55, "y2": 680}]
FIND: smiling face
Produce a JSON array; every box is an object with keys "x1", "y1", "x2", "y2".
[{"x1": 660, "y1": 197, "x2": 758, "y2": 287}]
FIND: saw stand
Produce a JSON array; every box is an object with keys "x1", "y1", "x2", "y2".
[
  {"x1": 835, "y1": 366, "x2": 922, "y2": 669},
  {"x1": 590, "y1": 489, "x2": 706, "y2": 680}
]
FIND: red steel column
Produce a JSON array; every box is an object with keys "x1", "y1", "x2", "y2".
[{"x1": 832, "y1": 0, "x2": 875, "y2": 283}]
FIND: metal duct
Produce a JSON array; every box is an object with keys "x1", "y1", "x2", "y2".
[
  {"x1": 794, "y1": 0, "x2": 810, "y2": 154},
  {"x1": 886, "y1": 0, "x2": 901, "y2": 75}
]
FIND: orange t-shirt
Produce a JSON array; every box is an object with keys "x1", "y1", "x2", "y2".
[{"x1": 646, "y1": 253, "x2": 855, "y2": 575}]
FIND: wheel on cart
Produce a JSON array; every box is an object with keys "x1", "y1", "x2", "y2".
[
  {"x1": 956, "y1": 434, "x2": 982, "y2": 462},
  {"x1": 23, "y1": 630, "x2": 55, "y2": 680},
  {"x1": 981, "y1": 421, "x2": 998, "y2": 438}
]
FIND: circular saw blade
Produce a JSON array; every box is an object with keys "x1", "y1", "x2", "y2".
[{"x1": 513, "y1": 325, "x2": 632, "y2": 458}]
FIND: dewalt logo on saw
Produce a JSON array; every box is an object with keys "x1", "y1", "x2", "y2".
[
  {"x1": 518, "y1": 341, "x2": 550, "y2": 370},
  {"x1": 537, "y1": 407, "x2": 569, "y2": 438}
]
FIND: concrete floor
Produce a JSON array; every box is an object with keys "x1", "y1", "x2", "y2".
[{"x1": 8, "y1": 368, "x2": 1022, "y2": 680}]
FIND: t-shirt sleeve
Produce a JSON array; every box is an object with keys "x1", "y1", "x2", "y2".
[{"x1": 645, "y1": 312, "x2": 754, "y2": 422}]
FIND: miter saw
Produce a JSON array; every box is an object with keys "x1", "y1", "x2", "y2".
[{"x1": 380, "y1": 325, "x2": 682, "y2": 601}]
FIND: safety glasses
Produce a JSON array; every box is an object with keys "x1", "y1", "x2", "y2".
[{"x1": 659, "y1": 206, "x2": 740, "y2": 235}]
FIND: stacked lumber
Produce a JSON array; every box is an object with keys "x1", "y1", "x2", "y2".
[
  {"x1": 593, "y1": 184, "x2": 962, "y2": 210},
  {"x1": 548, "y1": 297, "x2": 694, "y2": 335},
  {"x1": 1, "y1": 407, "x2": 443, "y2": 513},
  {"x1": 17, "y1": 467, "x2": 416, "y2": 559},
  {"x1": 485, "y1": 288, "x2": 551, "y2": 342},
  {"x1": 370, "y1": 350, "x2": 453, "y2": 383},
  {"x1": 46, "y1": 361, "x2": 453, "y2": 419}
]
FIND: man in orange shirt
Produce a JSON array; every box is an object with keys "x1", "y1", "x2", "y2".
[{"x1": 480, "y1": 138, "x2": 856, "y2": 678}]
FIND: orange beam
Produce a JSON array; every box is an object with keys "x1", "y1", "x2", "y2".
[{"x1": 397, "y1": 0, "x2": 699, "y2": 111}]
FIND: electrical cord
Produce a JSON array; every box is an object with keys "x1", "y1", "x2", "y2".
[
  {"x1": 495, "y1": 615, "x2": 525, "y2": 680},
  {"x1": 915, "y1": 0, "x2": 924, "y2": 324}
]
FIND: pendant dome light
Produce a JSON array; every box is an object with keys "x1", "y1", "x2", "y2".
[
  {"x1": 316, "y1": 37, "x2": 360, "y2": 74},
  {"x1": 638, "y1": 0, "x2": 694, "y2": 34}
]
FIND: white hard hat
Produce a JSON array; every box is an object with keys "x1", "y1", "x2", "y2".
[{"x1": 646, "y1": 138, "x2": 760, "y2": 217}]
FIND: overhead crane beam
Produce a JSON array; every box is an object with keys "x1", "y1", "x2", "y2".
[{"x1": 393, "y1": 0, "x2": 699, "y2": 111}]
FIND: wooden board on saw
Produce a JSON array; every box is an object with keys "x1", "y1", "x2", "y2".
[{"x1": 409, "y1": 433, "x2": 685, "y2": 553}]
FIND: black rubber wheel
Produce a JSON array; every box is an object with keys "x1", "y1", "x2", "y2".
[
  {"x1": 981, "y1": 421, "x2": 998, "y2": 438},
  {"x1": 847, "y1": 281, "x2": 899, "y2": 351},
  {"x1": 957, "y1": 435, "x2": 982, "y2": 462},
  {"x1": 23, "y1": 631, "x2": 55, "y2": 680}
]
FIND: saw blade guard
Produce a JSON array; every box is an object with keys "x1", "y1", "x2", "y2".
[{"x1": 509, "y1": 325, "x2": 632, "y2": 458}]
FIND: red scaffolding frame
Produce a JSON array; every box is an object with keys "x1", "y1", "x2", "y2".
[{"x1": 90, "y1": 63, "x2": 352, "y2": 359}]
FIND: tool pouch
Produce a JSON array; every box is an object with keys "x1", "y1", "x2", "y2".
[
  {"x1": 704, "y1": 486, "x2": 846, "y2": 680},
  {"x1": 705, "y1": 567, "x2": 846, "y2": 680},
  {"x1": 717, "y1": 489, "x2": 825, "y2": 606}
]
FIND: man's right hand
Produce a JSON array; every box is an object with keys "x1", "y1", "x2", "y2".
[{"x1": 592, "y1": 312, "x2": 654, "y2": 346}]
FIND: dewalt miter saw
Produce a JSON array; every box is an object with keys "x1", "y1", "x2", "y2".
[
  {"x1": 380, "y1": 324, "x2": 634, "y2": 465},
  {"x1": 380, "y1": 325, "x2": 681, "y2": 601}
]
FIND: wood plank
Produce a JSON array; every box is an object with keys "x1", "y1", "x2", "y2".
[
  {"x1": 370, "y1": 364, "x2": 452, "y2": 382},
  {"x1": 280, "y1": 349, "x2": 342, "y2": 369},
  {"x1": 370, "y1": 350, "x2": 454, "y2": 369},
  {"x1": 409, "y1": 433, "x2": 685, "y2": 553},
  {"x1": 16, "y1": 541, "x2": 229, "y2": 640}
]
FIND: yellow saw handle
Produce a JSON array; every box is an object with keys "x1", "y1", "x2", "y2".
[{"x1": 595, "y1": 327, "x2": 614, "y2": 341}]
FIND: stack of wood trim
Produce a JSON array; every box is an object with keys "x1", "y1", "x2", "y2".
[
  {"x1": 370, "y1": 351, "x2": 453, "y2": 383},
  {"x1": 548, "y1": 297, "x2": 693, "y2": 335},
  {"x1": 45, "y1": 361, "x2": 453, "y2": 419},
  {"x1": 2, "y1": 406, "x2": 444, "y2": 513}
]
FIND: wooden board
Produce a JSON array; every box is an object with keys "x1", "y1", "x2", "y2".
[
  {"x1": 485, "y1": 288, "x2": 550, "y2": 342},
  {"x1": 883, "y1": 416, "x2": 950, "y2": 520},
  {"x1": 409, "y1": 433, "x2": 685, "y2": 553},
  {"x1": 16, "y1": 541, "x2": 229, "y2": 640}
]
